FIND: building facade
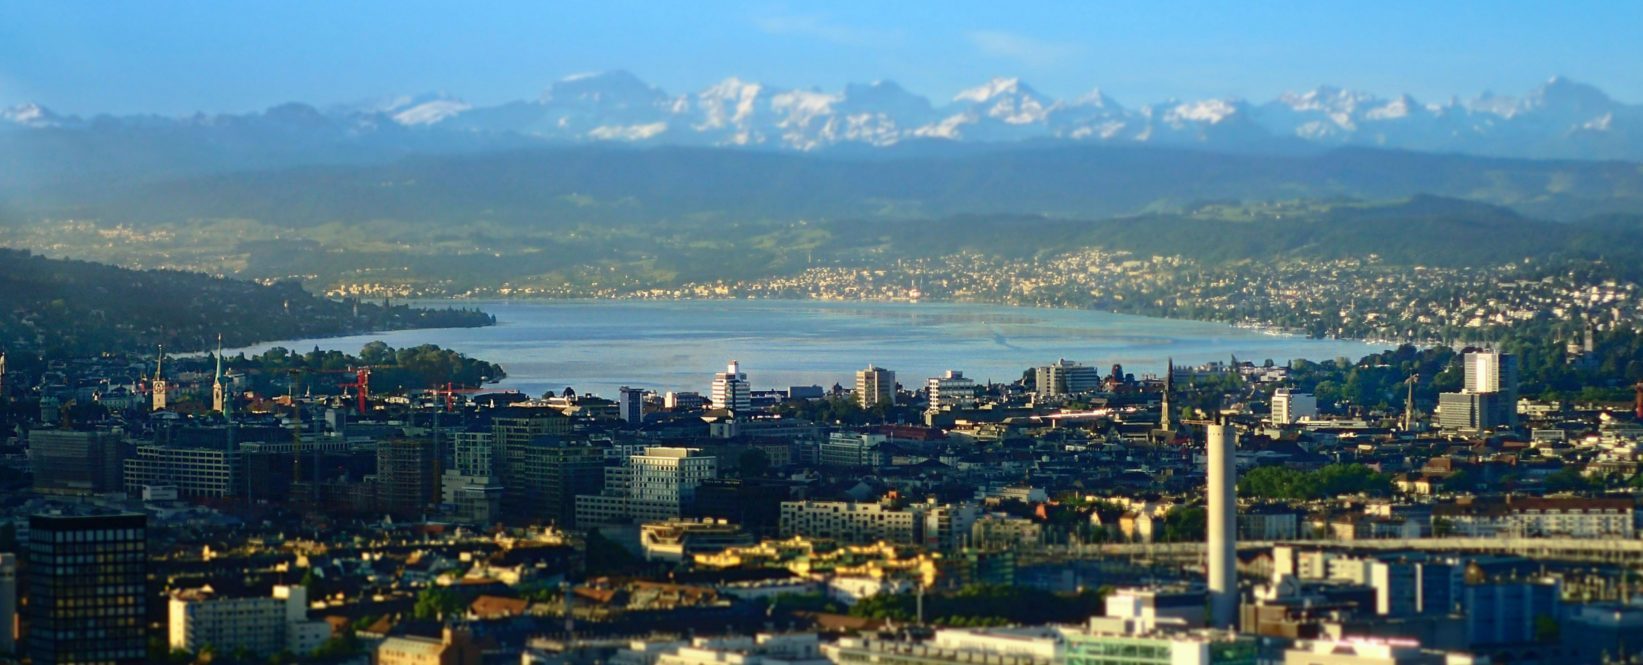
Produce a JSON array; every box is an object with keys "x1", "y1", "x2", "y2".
[
  {"x1": 855, "y1": 365, "x2": 896, "y2": 408},
  {"x1": 25, "y1": 513, "x2": 148, "y2": 665}
]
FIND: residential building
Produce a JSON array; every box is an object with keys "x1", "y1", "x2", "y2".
[
  {"x1": 25, "y1": 513, "x2": 148, "y2": 665},
  {"x1": 855, "y1": 365, "x2": 895, "y2": 408},
  {"x1": 779, "y1": 500, "x2": 980, "y2": 550},
  {"x1": 168, "y1": 585, "x2": 329, "y2": 657},
  {"x1": 1434, "y1": 497, "x2": 1634, "y2": 538}
]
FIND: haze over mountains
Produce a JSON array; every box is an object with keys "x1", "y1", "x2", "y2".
[{"x1": 4, "y1": 72, "x2": 1642, "y2": 172}]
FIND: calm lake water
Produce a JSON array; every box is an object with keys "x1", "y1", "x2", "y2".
[{"x1": 228, "y1": 299, "x2": 1383, "y2": 398}]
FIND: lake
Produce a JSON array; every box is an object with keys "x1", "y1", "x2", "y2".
[{"x1": 227, "y1": 299, "x2": 1384, "y2": 398}]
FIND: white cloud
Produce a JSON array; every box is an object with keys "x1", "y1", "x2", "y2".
[
  {"x1": 753, "y1": 13, "x2": 897, "y2": 46},
  {"x1": 968, "y1": 30, "x2": 1083, "y2": 68}
]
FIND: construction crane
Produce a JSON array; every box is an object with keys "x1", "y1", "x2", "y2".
[{"x1": 338, "y1": 368, "x2": 371, "y2": 415}]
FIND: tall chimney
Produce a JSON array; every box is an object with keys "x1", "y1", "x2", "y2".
[{"x1": 1206, "y1": 420, "x2": 1237, "y2": 628}]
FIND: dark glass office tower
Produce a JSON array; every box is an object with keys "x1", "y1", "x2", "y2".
[{"x1": 25, "y1": 513, "x2": 147, "y2": 665}]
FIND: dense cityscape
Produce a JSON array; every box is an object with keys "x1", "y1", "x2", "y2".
[{"x1": 5, "y1": 335, "x2": 1643, "y2": 665}]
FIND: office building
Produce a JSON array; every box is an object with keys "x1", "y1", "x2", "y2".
[
  {"x1": 124, "y1": 443, "x2": 238, "y2": 498},
  {"x1": 1272, "y1": 389, "x2": 1317, "y2": 425},
  {"x1": 665, "y1": 391, "x2": 709, "y2": 410},
  {"x1": 711, "y1": 361, "x2": 751, "y2": 414},
  {"x1": 819, "y1": 432, "x2": 889, "y2": 468},
  {"x1": 1034, "y1": 359, "x2": 1100, "y2": 398},
  {"x1": 25, "y1": 513, "x2": 148, "y2": 665},
  {"x1": 926, "y1": 370, "x2": 981, "y2": 411},
  {"x1": 30, "y1": 428, "x2": 129, "y2": 496},
  {"x1": 1462, "y1": 579, "x2": 1562, "y2": 647},
  {"x1": 377, "y1": 438, "x2": 437, "y2": 517},
  {"x1": 855, "y1": 365, "x2": 896, "y2": 408},
  {"x1": 509, "y1": 437, "x2": 604, "y2": 526},
  {"x1": 1439, "y1": 351, "x2": 1519, "y2": 431},
  {"x1": 168, "y1": 585, "x2": 329, "y2": 657},
  {"x1": 576, "y1": 447, "x2": 719, "y2": 526},
  {"x1": 492, "y1": 408, "x2": 576, "y2": 519},
  {"x1": 619, "y1": 386, "x2": 644, "y2": 425}
]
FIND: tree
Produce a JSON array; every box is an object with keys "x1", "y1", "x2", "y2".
[
  {"x1": 412, "y1": 587, "x2": 465, "y2": 620},
  {"x1": 737, "y1": 448, "x2": 772, "y2": 478}
]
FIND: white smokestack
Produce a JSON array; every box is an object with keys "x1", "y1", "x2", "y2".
[{"x1": 1206, "y1": 421, "x2": 1237, "y2": 629}]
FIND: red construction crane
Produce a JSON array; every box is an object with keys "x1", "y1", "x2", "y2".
[{"x1": 338, "y1": 368, "x2": 371, "y2": 415}]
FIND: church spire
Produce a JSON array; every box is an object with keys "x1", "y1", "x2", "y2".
[{"x1": 1161, "y1": 357, "x2": 1174, "y2": 432}]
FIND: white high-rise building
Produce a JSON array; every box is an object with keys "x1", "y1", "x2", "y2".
[
  {"x1": 855, "y1": 365, "x2": 895, "y2": 408},
  {"x1": 711, "y1": 361, "x2": 751, "y2": 414},
  {"x1": 926, "y1": 370, "x2": 981, "y2": 411},
  {"x1": 1271, "y1": 388, "x2": 1317, "y2": 424}
]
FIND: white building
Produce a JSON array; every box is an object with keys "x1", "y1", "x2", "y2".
[
  {"x1": 1433, "y1": 497, "x2": 1634, "y2": 538},
  {"x1": 167, "y1": 584, "x2": 329, "y2": 657},
  {"x1": 1272, "y1": 388, "x2": 1318, "y2": 425},
  {"x1": 1034, "y1": 360, "x2": 1100, "y2": 398},
  {"x1": 778, "y1": 500, "x2": 979, "y2": 550},
  {"x1": 926, "y1": 370, "x2": 981, "y2": 411},
  {"x1": 610, "y1": 633, "x2": 830, "y2": 665},
  {"x1": 711, "y1": 361, "x2": 752, "y2": 414},
  {"x1": 855, "y1": 365, "x2": 896, "y2": 408}
]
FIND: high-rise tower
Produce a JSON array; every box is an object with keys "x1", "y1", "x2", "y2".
[
  {"x1": 711, "y1": 361, "x2": 751, "y2": 414},
  {"x1": 1205, "y1": 419, "x2": 1237, "y2": 629}
]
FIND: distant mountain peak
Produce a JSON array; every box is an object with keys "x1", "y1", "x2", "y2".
[
  {"x1": 2, "y1": 102, "x2": 62, "y2": 127},
  {"x1": 6, "y1": 72, "x2": 1641, "y2": 160}
]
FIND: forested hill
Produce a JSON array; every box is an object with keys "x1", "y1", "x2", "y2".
[{"x1": 0, "y1": 248, "x2": 493, "y2": 357}]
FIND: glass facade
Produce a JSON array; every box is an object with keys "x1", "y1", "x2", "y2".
[{"x1": 25, "y1": 514, "x2": 148, "y2": 665}]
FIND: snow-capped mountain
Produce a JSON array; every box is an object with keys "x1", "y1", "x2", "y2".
[{"x1": 5, "y1": 74, "x2": 1641, "y2": 161}]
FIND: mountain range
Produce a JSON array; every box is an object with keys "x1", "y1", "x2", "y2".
[{"x1": 3, "y1": 72, "x2": 1641, "y2": 172}]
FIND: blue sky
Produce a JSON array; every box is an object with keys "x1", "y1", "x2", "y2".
[{"x1": 2, "y1": 0, "x2": 1639, "y2": 115}]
